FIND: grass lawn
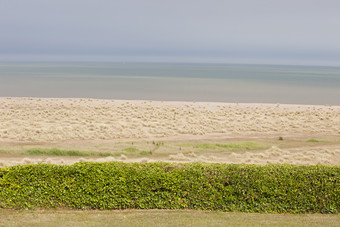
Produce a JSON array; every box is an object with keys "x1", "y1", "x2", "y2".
[{"x1": 0, "y1": 209, "x2": 339, "y2": 227}]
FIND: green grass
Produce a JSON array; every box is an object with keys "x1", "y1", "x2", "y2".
[
  {"x1": 0, "y1": 150, "x2": 11, "y2": 155},
  {"x1": 140, "y1": 150, "x2": 152, "y2": 156},
  {"x1": 19, "y1": 147, "x2": 153, "y2": 158},
  {"x1": 306, "y1": 139, "x2": 328, "y2": 143},
  {"x1": 194, "y1": 141, "x2": 267, "y2": 151},
  {"x1": 123, "y1": 147, "x2": 139, "y2": 152},
  {"x1": 0, "y1": 210, "x2": 339, "y2": 227},
  {"x1": 22, "y1": 148, "x2": 114, "y2": 157}
]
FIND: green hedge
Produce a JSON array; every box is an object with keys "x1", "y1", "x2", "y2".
[{"x1": 0, "y1": 162, "x2": 339, "y2": 213}]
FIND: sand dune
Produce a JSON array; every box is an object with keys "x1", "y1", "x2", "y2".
[
  {"x1": 1, "y1": 97, "x2": 340, "y2": 166},
  {"x1": 1, "y1": 97, "x2": 339, "y2": 143}
]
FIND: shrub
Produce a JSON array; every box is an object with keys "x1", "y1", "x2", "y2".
[{"x1": 0, "y1": 162, "x2": 339, "y2": 213}]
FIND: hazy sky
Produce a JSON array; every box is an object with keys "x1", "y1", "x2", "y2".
[{"x1": 1, "y1": 0, "x2": 340, "y2": 65}]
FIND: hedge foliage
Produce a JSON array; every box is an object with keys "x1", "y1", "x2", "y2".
[{"x1": 0, "y1": 162, "x2": 339, "y2": 213}]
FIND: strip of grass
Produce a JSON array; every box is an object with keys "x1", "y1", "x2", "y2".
[
  {"x1": 140, "y1": 150, "x2": 153, "y2": 156},
  {"x1": 22, "y1": 148, "x2": 114, "y2": 157},
  {"x1": 0, "y1": 150, "x2": 11, "y2": 155},
  {"x1": 194, "y1": 141, "x2": 267, "y2": 151},
  {"x1": 0, "y1": 162, "x2": 339, "y2": 213},
  {"x1": 1, "y1": 210, "x2": 339, "y2": 227},
  {"x1": 306, "y1": 139, "x2": 328, "y2": 143},
  {"x1": 20, "y1": 148, "x2": 153, "y2": 158},
  {"x1": 123, "y1": 147, "x2": 139, "y2": 152}
]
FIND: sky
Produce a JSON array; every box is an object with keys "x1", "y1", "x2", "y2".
[{"x1": 1, "y1": 0, "x2": 340, "y2": 65}]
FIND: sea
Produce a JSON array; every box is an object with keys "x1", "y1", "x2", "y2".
[{"x1": 0, "y1": 62, "x2": 339, "y2": 105}]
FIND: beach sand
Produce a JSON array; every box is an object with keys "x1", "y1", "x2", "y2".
[{"x1": 1, "y1": 97, "x2": 340, "y2": 166}]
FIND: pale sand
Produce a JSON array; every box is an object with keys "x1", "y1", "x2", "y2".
[{"x1": 1, "y1": 97, "x2": 340, "y2": 166}]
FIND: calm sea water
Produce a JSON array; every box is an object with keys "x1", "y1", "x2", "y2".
[{"x1": 0, "y1": 62, "x2": 339, "y2": 105}]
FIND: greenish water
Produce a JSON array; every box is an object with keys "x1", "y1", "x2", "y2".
[{"x1": 0, "y1": 62, "x2": 339, "y2": 105}]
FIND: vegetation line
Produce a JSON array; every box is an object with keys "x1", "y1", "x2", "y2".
[{"x1": 22, "y1": 148, "x2": 114, "y2": 157}]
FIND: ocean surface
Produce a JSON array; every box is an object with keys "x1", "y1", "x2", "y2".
[{"x1": 0, "y1": 62, "x2": 340, "y2": 105}]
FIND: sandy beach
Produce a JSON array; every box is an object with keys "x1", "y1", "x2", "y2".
[{"x1": 1, "y1": 97, "x2": 340, "y2": 166}]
